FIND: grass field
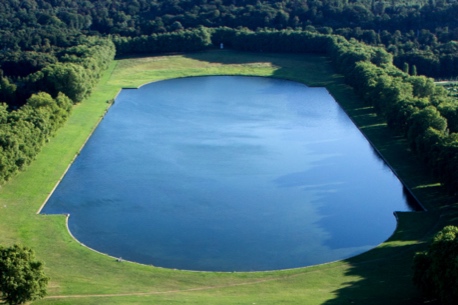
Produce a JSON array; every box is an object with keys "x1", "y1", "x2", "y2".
[{"x1": 0, "y1": 50, "x2": 456, "y2": 304}]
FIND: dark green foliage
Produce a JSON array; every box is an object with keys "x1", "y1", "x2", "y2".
[
  {"x1": 0, "y1": 76, "x2": 16, "y2": 106},
  {"x1": 0, "y1": 245, "x2": 49, "y2": 305},
  {"x1": 230, "y1": 29, "x2": 331, "y2": 54},
  {"x1": 403, "y1": 62, "x2": 409, "y2": 74},
  {"x1": 0, "y1": 92, "x2": 72, "y2": 182},
  {"x1": 0, "y1": 0, "x2": 454, "y2": 37},
  {"x1": 413, "y1": 226, "x2": 458, "y2": 305},
  {"x1": 1, "y1": 0, "x2": 458, "y2": 78},
  {"x1": 0, "y1": 51, "x2": 57, "y2": 78},
  {"x1": 210, "y1": 27, "x2": 239, "y2": 48},
  {"x1": 407, "y1": 75, "x2": 436, "y2": 98},
  {"x1": 0, "y1": 34, "x2": 114, "y2": 181},
  {"x1": 438, "y1": 101, "x2": 458, "y2": 132},
  {"x1": 407, "y1": 106, "x2": 448, "y2": 151},
  {"x1": 113, "y1": 28, "x2": 212, "y2": 56},
  {"x1": 42, "y1": 63, "x2": 88, "y2": 103}
]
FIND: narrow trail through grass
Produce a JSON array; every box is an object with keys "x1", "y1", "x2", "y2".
[{"x1": 1, "y1": 50, "x2": 456, "y2": 305}]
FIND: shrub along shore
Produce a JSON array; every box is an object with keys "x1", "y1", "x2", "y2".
[{"x1": 0, "y1": 50, "x2": 456, "y2": 304}]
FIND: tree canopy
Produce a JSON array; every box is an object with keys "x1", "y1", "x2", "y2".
[
  {"x1": 0, "y1": 245, "x2": 49, "y2": 305},
  {"x1": 413, "y1": 225, "x2": 458, "y2": 305}
]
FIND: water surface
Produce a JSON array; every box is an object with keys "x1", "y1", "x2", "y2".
[{"x1": 42, "y1": 76, "x2": 417, "y2": 271}]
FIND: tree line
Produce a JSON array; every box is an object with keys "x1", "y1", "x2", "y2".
[
  {"x1": 2, "y1": 0, "x2": 457, "y2": 36},
  {"x1": 113, "y1": 27, "x2": 212, "y2": 55},
  {"x1": 0, "y1": 36, "x2": 115, "y2": 183},
  {"x1": 323, "y1": 26, "x2": 458, "y2": 78},
  {"x1": 3, "y1": 1, "x2": 458, "y2": 80}
]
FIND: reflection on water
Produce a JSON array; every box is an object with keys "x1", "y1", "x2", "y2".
[{"x1": 42, "y1": 76, "x2": 417, "y2": 271}]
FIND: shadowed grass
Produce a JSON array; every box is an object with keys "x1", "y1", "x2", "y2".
[{"x1": 0, "y1": 50, "x2": 455, "y2": 304}]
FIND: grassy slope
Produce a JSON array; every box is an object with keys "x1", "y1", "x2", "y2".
[{"x1": 0, "y1": 50, "x2": 455, "y2": 304}]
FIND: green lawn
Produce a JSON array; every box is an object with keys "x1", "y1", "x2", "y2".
[{"x1": 0, "y1": 50, "x2": 455, "y2": 304}]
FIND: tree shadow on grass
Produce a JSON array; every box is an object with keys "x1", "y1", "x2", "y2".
[
  {"x1": 183, "y1": 49, "x2": 343, "y2": 87},
  {"x1": 321, "y1": 211, "x2": 443, "y2": 305}
]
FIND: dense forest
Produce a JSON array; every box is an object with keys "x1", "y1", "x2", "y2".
[
  {"x1": 0, "y1": 0, "x2": 458, "y2": 196},
  {"x1": 4, "y1": 0, "x2": 458, "y2": 79}
]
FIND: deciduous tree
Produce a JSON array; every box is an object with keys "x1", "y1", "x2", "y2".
[
  {"x1": 413, "y1": 226, "x2": 458, "y2": 305},
  {"x1": 0, "y1": 245, "x2": 49, "y2": 305}
]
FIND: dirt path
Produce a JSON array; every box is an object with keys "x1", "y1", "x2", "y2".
[{"x1": 44, "y1": 276, "x2": 281, "y2": 299}]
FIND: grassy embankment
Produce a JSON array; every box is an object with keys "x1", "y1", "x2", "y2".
[{"x1": 0, "y1": 50, "x2": 455, "y2": 305}]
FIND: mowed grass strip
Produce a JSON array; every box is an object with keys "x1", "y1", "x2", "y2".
[{"x1": 0, "y1": 50, "x2": 449, "y2": 304}]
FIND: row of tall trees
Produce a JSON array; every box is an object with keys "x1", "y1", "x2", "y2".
[
  {"x1": 0, "y1": 36, "x2": 115, "y2": 182},
  {"x1": 1, "y1": 36, "x2": 115, "y2": 107},
  {"x1": 0, "y1": 93, "x2": 72, "y2": 182},
  {"x1": 327, "y1": 33, "x2": 458, "y2": 195},
  {"x1": 113, "y1": 27, "x2": 212, "y2": 55},
  {"x1": 347, "y1": 58, "x2": 458, "y2": 194},
  {"x1": 327, "y1": 26, "x2": 458, "y2": 78}
]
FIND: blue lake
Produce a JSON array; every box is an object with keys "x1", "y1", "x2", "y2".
[{"x1": 42, "y1": 76, "x2": 418, "y2": 271}]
